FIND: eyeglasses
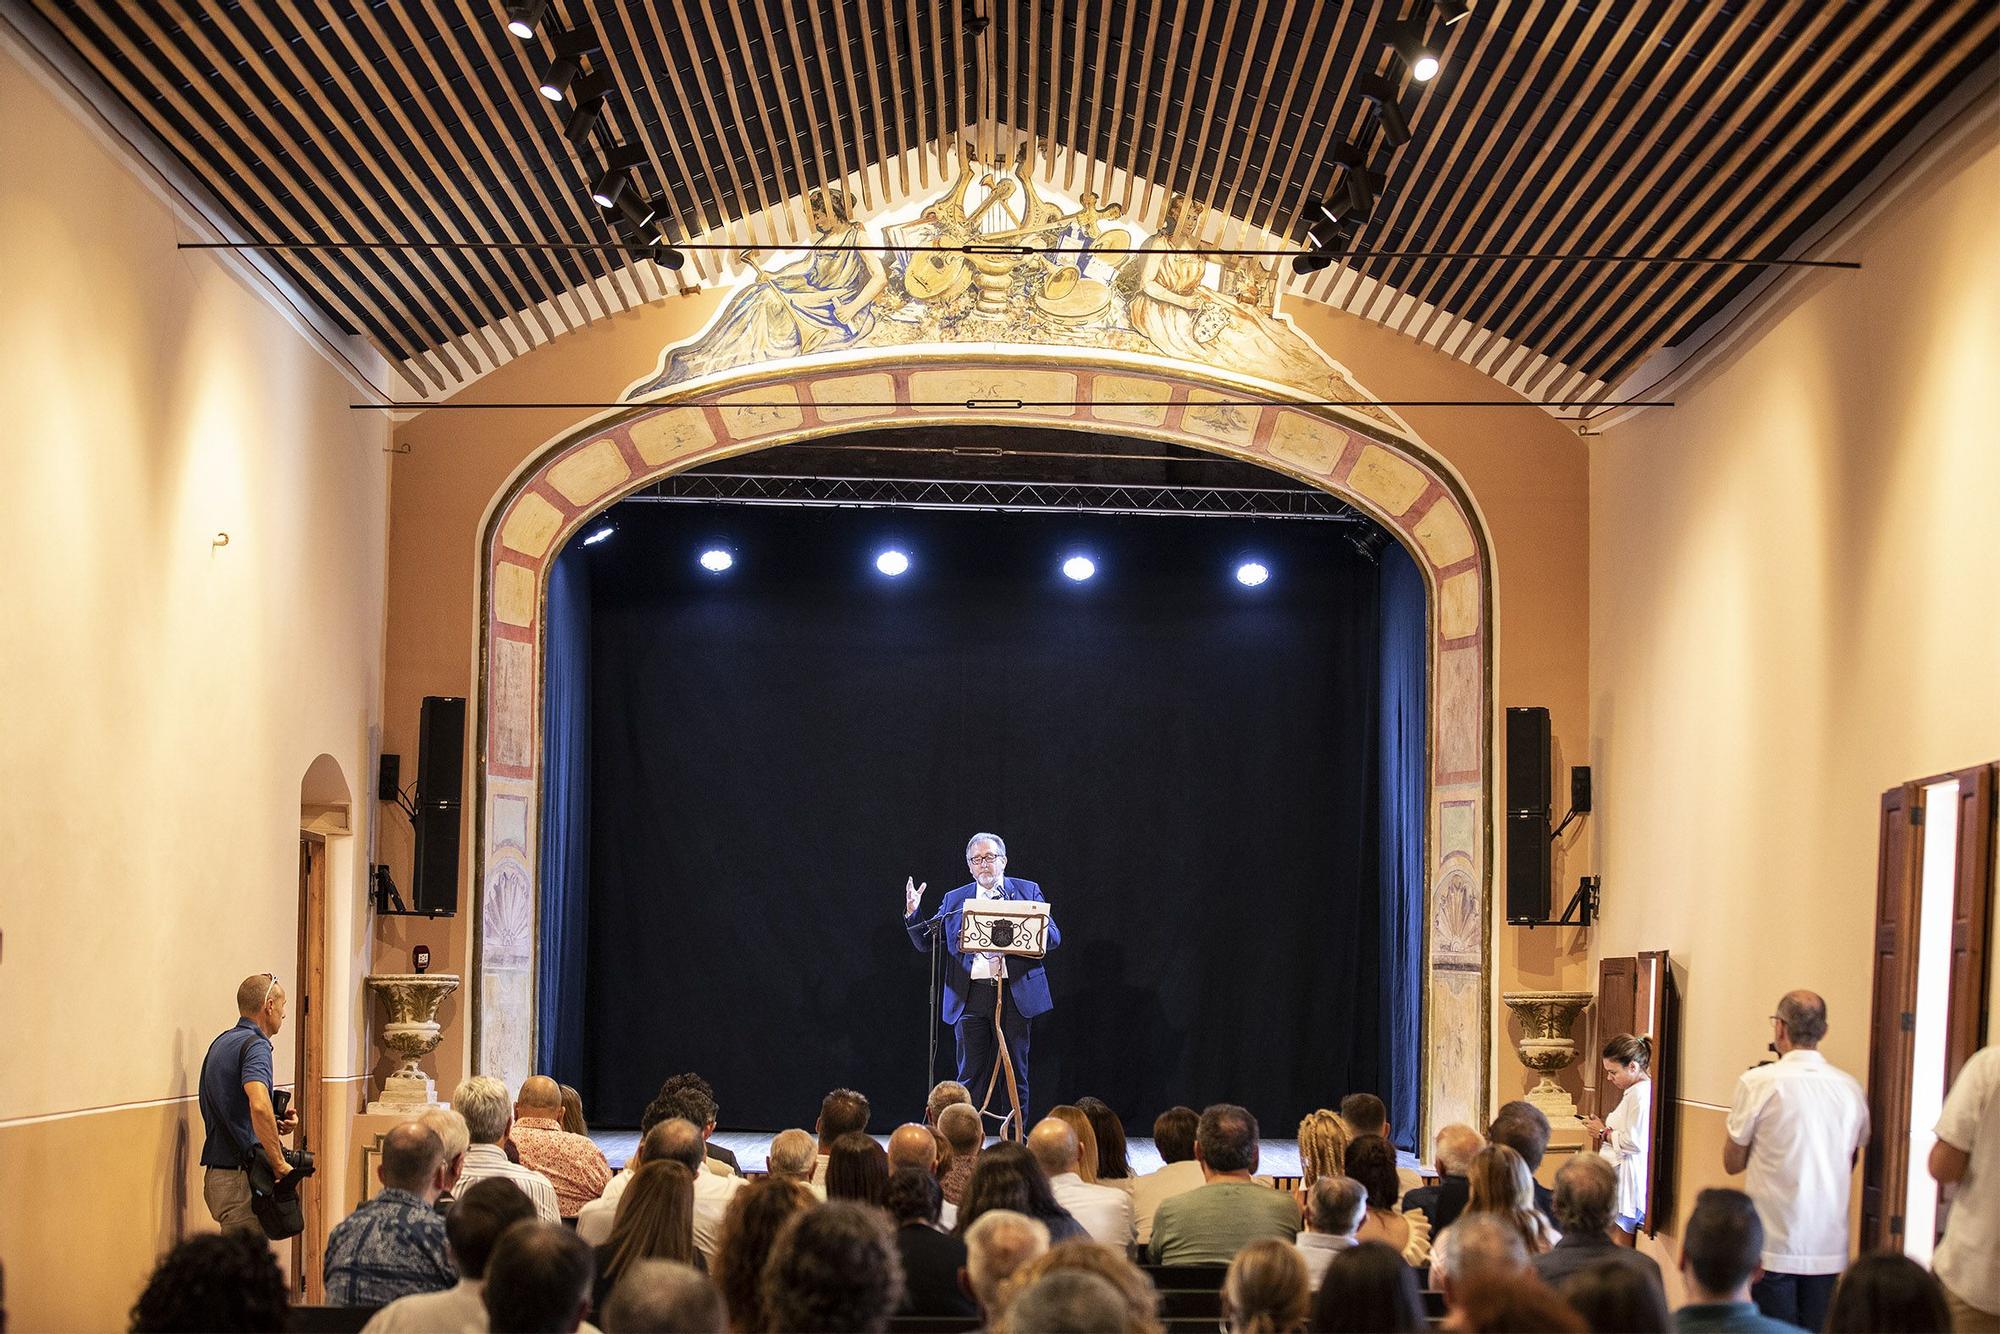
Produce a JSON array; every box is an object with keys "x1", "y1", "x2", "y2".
[
  {"x1": 968, "y1": 853, "x2": 1005, "y2": 865},
  {"x1": 262, "y1": 973, "x2": 281, "y2": 1007}
]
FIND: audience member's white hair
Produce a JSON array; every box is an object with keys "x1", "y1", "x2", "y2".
[
  {"x1": 1430, "y1": 1212, "x2": 1528, "y2": 1297},
  {"x1": 964, "y1": 1210, "x2": 1049, "y2": 1315},
  {"x1": 938, "y1": 1102, "x2": 983, "y2": 1155},
  {"x1": 1307, "y1": 1174, "x2": 1368, "y2": 1235},
  {"x1": 419, "y1": 1107, "x2": 470, "y2": 1163},
  {"x1": 1433, "y1": 1123, "x2": 1485, "y2": 1175},
  {"x1": 452, "y1": 1075, "x2": 513, "y2": 1144},
  {"x1": 601, "y1": 1258, "x2": 724, "y2": 1333},
  {"x1": 768, "y1": 1128, "x2": 817, "y2": 1179}
]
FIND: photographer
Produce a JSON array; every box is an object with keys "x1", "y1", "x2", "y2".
[{"x1": 197, "y1": 972, "x2": 300, "y2": 1233}]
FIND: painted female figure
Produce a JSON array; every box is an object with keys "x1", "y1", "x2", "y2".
[{"x1": 1123, "y1": 194, "x2": 1308, "y2": 373}]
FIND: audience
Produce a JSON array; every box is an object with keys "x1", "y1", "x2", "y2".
[
  {"x1": 1927, "y1": 1040, "x2": 1996, "y2": 1330},
  {"x1": 1402, "y1": 1123, "x2": 1483, "y2": 1236},
  {"x1": 1533, "y1": 1154, "x2": 1663, "y2": 1297},
  {"x1": 1340, "y1": 1094, "x2": 1421, "y2": 1197},
  {"x1": 483, "y1": 1221, "x2": 595, "y2": 1334},
  {"x1": 1224, "y1": 1237, "x2": 1312, "y2": 1333},
  {"x1": 925, "y1": 1078, "x2": 973, "y2": 1127},
  {"x1": 1133, "y1": 1104, "x2": 1205, "y2": 1248},
  {"x1": 711, "y1": 1176, "x2": 815, "y2": 1333},
  {"x1": 887, "y1": 1121, "x2": 958, "y2": 1227},
  {"x1": 365, "y1": 1177, "x2": 536, "y2": 1333},
  {"x1": 1310, "y1": 1241, "x2": 1427, "y2": 1333},
  {"x1": 766, "y1": 1128, "x2": 818, "y2": 1190},
  {"x1": 1823, "y1": 1251, "x2": 1953, "y2": 1334},
  {"x1": 511, "y1": 1075, "x2": 614, "y2": 1218},
  {"x1": 1723, "y1": 990, "x2": 1867, "y2": 1332},
  {"x1": 1484, "y1": 1102, "x2": 1556, "y2": 1224},
  {"x1": 1078, "y1": 1096, "x2": 1137, "y2": 1186},
  {"x1": 1030, "y1": 1114, "x2": 1137, "y2": 1246},
  {"x1": 650, "y1": 1073, "x2": 739, "y2": 1175},
  {"x1": 1674, "y1": 1188, "x2": 1793, "y2": 1333},
  {"x1": 1347, "y1": 1133, "x2": 1432, "y2": 1266},
  {"x1": 1294, "y1": 1175, "x2": 1366, "y2": 1288},
  {"x1": 559, "y1": 1084, "x2": 588, "y2": 1137},
  {"x1": 998, "y1": 1243, "x2": 1162, "y2": 1334},
  {"x1": 760, "y1": 1200, "x2": 905, "y2": 1333},
  {"x1": 956, "y1": 1139, "x2": 1089, "y2": 1242},
  {"x1": 324, "y1": 1120, "x2": 456, "y2": 1306},
  {"x1": 963, "y1": 1210, "x2": 1051, "y2": 1323},
  {"x1": 594, "y1": 1160, "x2": 699, "y2": 1313},
  {"x1": 131, "y1": 1231, "x2": 289, "y2": 1333},
  {"x1": 815, "y1": 1087, "x2": 872, "y2": 1183},
  {"x1": 937, "y1": 1102, "x2": 983, "y2": 1206},
  {"x1": 656, "y1": 1117, "x2": 744, "y2": 1266},
  {"x1": 1150, "y1": 1104, "x2": 1300, "y2": 1264},
  {"x1": 826, "y1": 1130, "x2": 891, "y2": 1209},
  {"x1": 581, "y1": 1117, "x2": 664, "y2": 1245},
  {"x1": 1463, "y1": 1145, "x2": 1555, "y2": 1256},
  {"x1": 452, "y1": 1075, "x2": 562, "y2": 1224},
  {"x1": 1431, "y1": 1215, "x2": 1530, "y2": 1324},
  {"x1": 599, "y1": 1259, "x2": 725, "y2": 1334},
  {"x1": 1002, "y1": 1269, "x2": 1133, "y2": 1334},
  {"x1": 1046, "y1": 1103, "x2": 1103, "y2": 1183},
  {"x1": 1296, "y1": 1108, "x2": 1352, "y2": 1197},
  {"x1": 886, "y1": 1165, "x2": 978, "y2": 1318},
  {"x1": 419, "y1": 1107, "x2": 473, "y2": 1213},
  {"x1": 1561, "y1": 1260, "x2": 1672, "y2": 1333},
  {"x1": 1446, "y1": 1272, "x2": 1587, "y2": 1333}
]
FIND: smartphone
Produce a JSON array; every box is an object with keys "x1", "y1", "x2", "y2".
[{"x1": 272, "y1": 1089, "x2": 292, "y2": 1120}]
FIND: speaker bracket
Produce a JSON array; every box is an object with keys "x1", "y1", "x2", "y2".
[{"x1": 1514, "y1": 875, "x2": 1600, "y2": 930}]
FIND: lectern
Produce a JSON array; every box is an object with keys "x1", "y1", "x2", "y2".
[{"x1": 960, "y1": 899, "x2": 1048, "y2": 1140}]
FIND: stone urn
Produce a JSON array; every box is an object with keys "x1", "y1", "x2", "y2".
[
  {"x1": 1501, "y1": 990, "x2": 1594, "y2": 1126},
  {"x1": 365, "y1": 973, "x2": 460, "y2": 1114}
]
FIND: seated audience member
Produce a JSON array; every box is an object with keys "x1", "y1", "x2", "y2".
[
  {"x1": 888, "y1": 1165, "x2": 979, "y2": 1318},
  {"x1": 559, "y1": 1084, "x2": 588, "y2": 1137},
  {"x1": 594, "y1": 1160, "x2": 699, "y2": 1313},
  {"x1": 511, "y1": 1075, "x2": 614, "y2": 1217},
  {"x1": 957, "y1": 1139, "x2": 1089, "y2": 1242},
  {"x1": 1150, "y1": 1104, "x2": 1301, "y2": 1264},
  {"x1": 1347, "y1": 1133, "x2": 1432, "y2": 1267},
  {"x1": 1297, "y1": 1109, "x2": 1353, "y2": 1201},
  {"x1": 1134, "y1": 1104, "x2": 1206, "y2": 1248},
  {"x1": 325, "y1": 1121, "x2": 456, "y2": 1306},
  {"x1": 600, "y1": 1259, "x2": 725, "y2": 1334},
  {"x1": 997, "y1": 1243, "x2": 1163, "y2": 1333},
  {"x1": 710, "y1": 1176, "x2": 815, "y2": 1334},
  {"x1": 1340, "y1": 1094, "x2": 1422, "y2": 1197},
  {"x1": 937, "y1": 1101, "x2": 984, "y2": 1205},
  {"x1": 1562, "y1": 1259, "x2": 1673, "y2": 1334},
  {"x1": 1295, "y1": 1175, "x2": 1367, "y2": 1288},
  {"x1": 1533, "y1": 1155, "x2": 1661, "y2": 1292},
  {"x1": 1930, "y1": 1042, "x2": 1998, "y2": 1331},
  {"x1": 649, "y1": 1073, "x2": 739, "y2": 1175},
  {"x1": 420, "y1": 1107, "x2": 473, "y2": 1213},
  {"x1": 1485, "y1": 1102, "x2": 1556, "y2": 1223},
  {"x1": 815, "y1": 1087, "x2": 872, "y2": 1183},
  {"x1": 1402, "y1": 1124, "x2": 1483, "y2": 1237},
  {"x1": 766, "y1": 1127, "x2": 819, "y2": 1189},
  {"x1": 1823, "y1": 1251, "x2": 1953, "y2": 1334},
  {"x1": 1224, "y1": 1238, "x2": 1312, "y2": 1334},
  {"x1": 1446, "y1": 1272, "x2": 1587, "y2": 1333},
  {"x1": 580, "y1": 1117, "x2": 662, "y2": 1245},
  {"x1": 1048, "y1": 1103, "x2": 1105, "y2": 1183},
  {"x1": 888, "y1": 1122, "x2": 959, "y2": 1229},
  {"x1": 130, "y1": 1231, "x2": 288, "y2": 1333},
  {"x1": 651, "y1": 1117, "x2": 743, "y2": 1266},
  {"x1": 1030, "y1": 1114, "x2": 1137, "y2": 1246},
  {"x1": 1463, "y1": 1145, "x2": 1557, "y2": 1255},
  {"x1": 760, "y1": 1200, "x2": 905, "y2": 1334},
  {"x1": 1674, "y1": 1188, "x2": 1794, "y2": 1333},
  {"x1": 1078, "y1": 1096, "x2": 1137, "y2": 1188},
  {"x1": 1309, "y1": 1240, "x2": 1427, "y2": 1333},
  {"x1": 366, "y1": 1177, "x2": 537, "y2": 1333},
  {"x1": 1002, "y1": 1270, "x2": 1134, "y2": 1334},
  {"x1": 827, "y1": 1130, "x2": 892, "y2": 1209},
  {"x1": 483, "y1": 1221, "x2": 595, "y2": 1334},
  {"x1": 963, "y1": 1209, "x2": 1053, "y2": 1324},
  {"x1": 1431, "y1": 1215, "x2": 1530, "y2": 1323},
  {"x1": 926, "y1": 1078, "x2": 973, "y2": 1127},
  {"x1": 453, "y1": 1075, "x2": 562, "y2": 1224}
]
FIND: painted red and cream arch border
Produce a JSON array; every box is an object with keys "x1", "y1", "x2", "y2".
[{"x1": 472, "y1": 351, "x2": 1494, "y2": 1139}]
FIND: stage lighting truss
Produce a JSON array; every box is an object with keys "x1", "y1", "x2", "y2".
[{"x1": 625, "y1": 474, "x2": 1368, "y2": 523}]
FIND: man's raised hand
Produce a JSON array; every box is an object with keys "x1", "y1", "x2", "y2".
[{"x1": 905, "y1": 877, "x2": 926, "y2": 916}]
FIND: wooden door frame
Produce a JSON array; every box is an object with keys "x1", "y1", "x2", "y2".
[{"x1": 296, "y1": 833, "x2": 329, "y2": 1303}]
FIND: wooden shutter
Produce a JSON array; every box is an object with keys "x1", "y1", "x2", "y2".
[
  {"x1": 1861, "y1": 783, "x2": 1926, "y2": 1249},
  {"x1": 1945, "y1": 765, "x2": 1995, "y2": 1086}
]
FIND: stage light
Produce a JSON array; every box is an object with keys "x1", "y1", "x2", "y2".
[
  {"x1": 582, "y1": 524, "x2": 614, "y2": 546},
  {"x1": 1062, "y1": 555, "x2": 1096, "y2": 582},
  {"x1": 699, "y1": 548, "x2": 733, "y2": 572},
  {"x1": 876, "y1": 549, "x2": 911, "y2": 576},
  {"x1": 539, "y1": 55, "x2": 579, "y2": 101},
  {"x1": 1435, "y1": 0, "x2": 1472, "y2": 25},
  {"x1": 590, "y1": 169, "x2": 630, "y2": 210},
  {"x1": 648, "y1": 243, "x2": 687, "y2": 271},
  {"x1": 1293, "y1": 251, "x2": 1334, "y2": 276},
  {"x1": 1359, "y1": 77, "x2": 1413, "y2": 149},
  {"x1": 1386, "y1": 21, "x2": 1440, "y2": 81},
  {"x1": 1235, "y1": 561, "x2": 1270, "y2": 587},
  {"x1": 505, "y1": 0, "x2": 547, "y2": 39}
]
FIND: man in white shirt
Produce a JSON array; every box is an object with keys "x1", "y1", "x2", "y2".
[
  {"x1": 1028, "y1": 1116, "x2": 1134, "y2": 1247},
  {"x1": 1294, "y1": 1175, "x2": 1364, "y2": 1288},
  {"x1": 1930, "y1": 1044, "x2": 1999, "y2": 1332},
  {"x1": 1133, "y1": 1105, "x2": 1207, "y2": 1247},
  {"x1": 450, "y1": 1075, "x2": 561, "y2": 1225},
  {"x1": 1723, "y1": 990, "x2": 1868, "y2": 1333}
]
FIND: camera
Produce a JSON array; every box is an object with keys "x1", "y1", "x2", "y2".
[{"x1": 276, "y1": 1147, "x2": 317, "y2": 1199}]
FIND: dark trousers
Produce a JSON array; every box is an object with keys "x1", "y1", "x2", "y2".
[
  {"x1": 956, "y1": 978, "x2": 1032, "y2": 1126},
  {"x1": 1752, "y1": 1271, "x2": 1836, "y2": 1331}
]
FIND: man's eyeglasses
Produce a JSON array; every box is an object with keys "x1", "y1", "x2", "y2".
[{"x1": 968, "y1": 853, "x2": 1004, "y2": 865}]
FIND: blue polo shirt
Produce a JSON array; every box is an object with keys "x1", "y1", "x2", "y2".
[{"x1": 198, "y1": 1017, "x2": 274, "y2": 1168}]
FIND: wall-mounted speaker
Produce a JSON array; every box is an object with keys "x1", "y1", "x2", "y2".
[
  {"x1": 1506, "y1": 707, "x2": 1554, "y2": 923},
  {"x1": 1506, "y1": 812, "x2": 1553, "y2": 923},
  {"x1": 411, "y1": 696, "x2": 466, "y2": 916},
  {"x1": 1506, "y1": 706, "x2": 1552, "y2": 815}
]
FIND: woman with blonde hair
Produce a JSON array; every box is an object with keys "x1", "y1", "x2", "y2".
[
  {"x1": 1295, "y1": 1109, "x2": 1351, "y2": 1206},
  {"x1": 1222, "y1": 1238, "x2": 1311, "y2": 1333},
  {"x1": 1047, "y1": 1104, "x2": 1103, "y2": 1184},
  {"x1": 1463, "y1": 1143, "x2": 1558, "y2": 1254},
  {"x1": 592, "y1": 1160, "x2": 697, "y2": 1310}
]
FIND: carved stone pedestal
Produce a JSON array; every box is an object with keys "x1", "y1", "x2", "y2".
[
  {"x1": 1501, "y1": 990, "x2": 1594, "y2": 1127},
  {"x1": 365, "y1": 973, "x2": 460, "y2": 1114}
]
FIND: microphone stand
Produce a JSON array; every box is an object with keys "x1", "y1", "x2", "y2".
[{"x1": 912, "y1": 908, "x2": 950, "y2": 1095}]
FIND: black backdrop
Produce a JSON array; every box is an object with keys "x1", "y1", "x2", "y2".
[{"x1": 548, "y1": 500, "x2": 1422, "y2": 1136}]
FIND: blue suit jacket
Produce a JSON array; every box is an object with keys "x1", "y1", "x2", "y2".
[{"x1": 906, "y1": 877, "x2": 1060, "y2": 1025}]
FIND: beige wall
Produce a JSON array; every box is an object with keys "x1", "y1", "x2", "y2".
[
  {"x1": 0, "y1": 41, "x2": 390, "y2": 1331},
  {"x1": 1589, "y1": 125, "x2": 2000, "y2": 1241}
]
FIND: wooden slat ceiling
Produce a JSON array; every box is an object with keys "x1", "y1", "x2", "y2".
[{"x1": 27, "y1": 1, "x2": 1997, "y2": 407}]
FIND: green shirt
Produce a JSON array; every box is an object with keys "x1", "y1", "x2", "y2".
[{"x1": 1147, "y1": 1181, "x2": 1300, "y2": 1265}]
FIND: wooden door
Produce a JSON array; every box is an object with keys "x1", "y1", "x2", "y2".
[
  {"x1": 1861, "y1": 783, "x2": 1925, "y2": 1250},
  {"x1": 1595, "y1": 951, "x2": 1676, "y2": 1234},
  {"x1": 296, "y1": 835, "x2": 329, "y2": 1303},
  {"x1": 1945, "y1": 765, "x2": 1995, "y2": 1085}
]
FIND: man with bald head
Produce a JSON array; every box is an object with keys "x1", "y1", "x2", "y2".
[
  {"x1": 1723, "y1": 988, "x2": 1867, "y2": 1331},
  {"x1": 511, "y1": 1074, "x2": 612, "y2": 1217},
  {"x1": 1402, "y1": 1123, "x2": 1484, "y2": 1237},
  {"x1": 197, "y1": 972, "x2": 300, "y2": 1232},
  {"x1": 1028, "y1": 1115, "x2": 1134, "y2": 1246},
  {"x1": 890, "y1": 1122, "x2": 962, "y2": 1229}
]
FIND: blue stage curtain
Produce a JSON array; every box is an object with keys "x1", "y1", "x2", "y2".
[
  {"x1": 536, "y1": 544, "x2": 592, "y2": 1085},
  {"x1": 1378, "y1": 541, "x2": 1428, "y2": 1152}
]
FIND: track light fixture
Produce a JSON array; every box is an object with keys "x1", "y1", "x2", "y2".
[
  {"x1": 539, "y1": 55, "x2": 579, "y2": 102},
  {"x1": 591, "y1": 170, "x2": 631, "y2": 210},
  {"x1": 562, "y1": 75, "x2": 612, "y2": 145},
  {"x1": 615, "y1": 192, "x2": 660, "y2": 231},
  {"x1": 1435, "y1": 0, "x2": 1472, "y2": 25},
  {"x1": 505, "y1": 0, "x2": 548, "y2": 40},
  {"x1": 648, "y1": 243, "x2": 688, "y2": 271},
  {"x1": 1357, "y1": 77, "x2": 1413, "y2": 150},
  {"x1": 1384, "y1": 20, "x2": 1440, "y2": 81},
  {"x1": 963, "y1": 3, "x2": 990, "y2": 36},
  {"x1": 1295, "y1": 221, "x2": 1355, "y2": 275}
]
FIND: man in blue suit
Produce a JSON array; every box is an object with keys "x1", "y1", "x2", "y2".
[{"x1": 904, "y1": 832, "x2": 1060, "y2": 1126}]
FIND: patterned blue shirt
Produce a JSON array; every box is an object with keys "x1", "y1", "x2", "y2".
[{"x1": 323, "y1": 1187, "x2": 455, "y2": 1307}]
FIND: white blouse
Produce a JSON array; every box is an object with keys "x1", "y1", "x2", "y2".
[{"x1": 1600, "y1": 1075, "x2": 1652, "y2": 1222}]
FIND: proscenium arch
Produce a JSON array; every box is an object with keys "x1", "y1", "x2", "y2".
[{"x1": 471, "y1": 350, "x2": 1496, "y2": 1141}]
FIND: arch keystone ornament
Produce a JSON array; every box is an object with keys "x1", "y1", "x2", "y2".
[{"x1": 469, "y1": 166, "x2": 1498, "y2": 1142}]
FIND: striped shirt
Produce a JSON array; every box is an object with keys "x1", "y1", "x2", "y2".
[{"x1": 455, "y1": 1142, "x2": 562, "y2": 1224}]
